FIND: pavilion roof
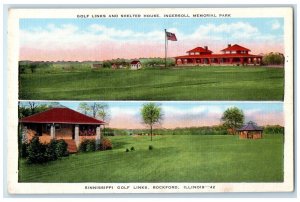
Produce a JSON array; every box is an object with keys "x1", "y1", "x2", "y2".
[
  {"x1": 20, "y1": 107, "x2": 105, "y2": 125},
  {"x1": 186, "y1": 47, "x2": 213, "y2": 53},
  {"x1": 237, "y1": 121, "x2": 263, "y2": 131},
  {"x1": 221, "y1": 44, "x2": 251, "y2": 52}
]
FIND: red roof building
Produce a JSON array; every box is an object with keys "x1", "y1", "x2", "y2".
[
  {"x1": 20, "y1": 107, "x2": 105, "y2": 153},
  {"x1": 175, "y1": 44, "x2": 262, "y2": 66}
]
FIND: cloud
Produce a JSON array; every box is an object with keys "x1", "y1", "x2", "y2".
[
  {"x1": 20, "y1": 21, "x2": 284, "y2": 60},
  {"x1": 106, "y1": 104, "x2": 284, "y2": 129},
  {"x1": 271, "y1": 20, "x2": 281, "y2": 30}
]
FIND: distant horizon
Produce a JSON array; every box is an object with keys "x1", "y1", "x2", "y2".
[
  {"x1": 19, "y1": 101, "x2": 284, "y2": 129},
  {"x1": 20, "y1": 18, "x2": 284, "y2": 61}
]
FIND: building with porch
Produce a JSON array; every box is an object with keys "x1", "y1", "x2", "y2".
[
  {"x1": 175, "y1": 44, "x2": 263, "y2": 66},
  {"x1": 237, "y1": 121, "x2": 263, "y2": 139},
  {"x1": 19, "y1": 107, "x2": 105, "y2": 153}
]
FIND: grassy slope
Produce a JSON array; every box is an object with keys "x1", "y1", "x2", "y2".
[
  {"x1": 19, "y1": 66, "x2": 284, "y2": 100},
  {"x1": 19, "y1": 134, "x2": 284, "y2": 182}
]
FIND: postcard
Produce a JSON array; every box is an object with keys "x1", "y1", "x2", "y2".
[{"x1": 7, "y1": 7, "x2": 293, "y2": 194}]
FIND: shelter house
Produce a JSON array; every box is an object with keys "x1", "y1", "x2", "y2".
[
  {"x1": 237, "y1": 121, "x2": 263, "y2": 139},
  {"x1": 175, "y1": 44, "x2": 262, "y2": 66},
  {"x1": 19, "y1": 107, "x2": 105, "y2": 153}
]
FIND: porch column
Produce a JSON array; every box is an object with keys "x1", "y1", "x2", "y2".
[
  {"x1": 75, "y1": 125, "x2": 80, "y2": 147},
  {"x1": 96, "y1": 125, "x2": 101, "y2": 149},
  {"x1": 240, "y1": 57, "x2": 244, "y2": 64},
  {"x1": 50, "y1": 123, "x2": 55, "y2": 139},
  {"x1": 257, "y1": 58, "x2": 261, "y2": 65},
  {"x1": 229, "y1": 58, "x2": 233, "y2": 64},
  {"x1": 22, "y1": 125, "x2": 28, "y2": 143},
  {"x1": 193, "y1": 59, "x2": 196, "y2": 65}
]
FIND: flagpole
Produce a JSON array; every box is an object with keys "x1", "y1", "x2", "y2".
[{"x1": 165, "y1": 29, "x2": 167, "y2": 69}]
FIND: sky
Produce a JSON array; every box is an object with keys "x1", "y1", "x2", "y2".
[
  {"x1": 20, "y1": 101, "x2": 284, "y2": 129},
  {"x1": 19, "y1": 18, "x2": 284, "y2": 61}
]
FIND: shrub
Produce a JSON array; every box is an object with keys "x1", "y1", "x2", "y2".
[
  {"x1": 130, "y1": 146, "x2": 135, "y2": 151},
  {"x1": 86, "y1": 139, "x2": 96, "y2": 152},
  {"x1": 149, "y1": 145, "x2": 153, "y2": 150},
  {"x1": 55, "y1": 139, "x2": 69, "y2": 157},
  {"x1": 45, "y1": 140, "x2": 58, "y2": 161},
  {"x1": 26, "y1": 137, "x2": 69, "y2": 164},
  {"x1": 99, "y1": 137, "x2": 112, "y2": 151},
  {"x1": 20, "y1": 142, "x2": 29, "y2": 158},
  {"x1": 126, "y1": 148, "x2": 129, "y2": 152},
  {"x1": 26, "y1": 136, "x2": 47, "y2": 164},
  {"x1": 79, "y1": 139, "x2": 96, "y2": 152}
]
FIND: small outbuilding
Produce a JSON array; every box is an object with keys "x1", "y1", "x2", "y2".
[
  {"x1": 237, "y1": 121, "x2": 263, "y2": 139},
  {"x1": 130, "y1": 60, "x2": 142, "y2": 70}
]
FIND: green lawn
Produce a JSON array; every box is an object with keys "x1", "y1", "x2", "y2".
[
  {"x1": 19, "y1": 66, "x2": 284, "y2": 100},
  {"x1": 19, "y1": 134, "x2": 284, "y2": 182}
]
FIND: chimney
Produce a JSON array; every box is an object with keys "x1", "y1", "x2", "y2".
[
  {"x1": 228, "y1": 44, "x2": 231, "y2": 48},
  {"x1": 204, "y1": 46, "x2": 208, "y2": 51}
]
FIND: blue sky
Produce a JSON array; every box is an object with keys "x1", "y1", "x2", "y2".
[
  {"x1": 20, "y1": 18, "x2": 284, "y2": 37},
  {"x1": 20, "y1": 101, "x2": 284, "y2": 129},
  {"x1": 19, "y1": 17, "x2": 285, "y2": 61}
]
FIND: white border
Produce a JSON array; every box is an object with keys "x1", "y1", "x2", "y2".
[{"x1": 6, "y1": 7, "x2": 294, "y2": 194}]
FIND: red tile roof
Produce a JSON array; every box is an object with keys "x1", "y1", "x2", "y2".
[
  {"x1": 130, "y1": 60, "x2": 140, "y2": 64},
  {"x1": 20, "y1": 107, "x2": 105, "y2": 125},
  {"x1": 187, "y1": 47, "x2": 212, "y2": 53},
  {"x1": 221, "y1": 44, "x2": 250, "y2": 52},
  {"x1": 175, "y1": 53, "x2": 262, "y2": 59}
]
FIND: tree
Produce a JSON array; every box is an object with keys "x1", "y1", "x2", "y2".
[
  {"x1": 221, "y1": 107, "x2": 244, "y2": 135},
  {"x1": 78, "y1": 103, "x2": 90, "y2": 115},
  {"x1": 141, "y1": 103, "x2": 163, "y2": 141},
  {"x1": 78, "y1": 102, "x2": 110, "y2": 121},
  {"x1": 19, "y1": 102, "x2": 51, "y2": 118},
  {"x1": 262, "y1": 52, "x2": 284, "y2": 65}
]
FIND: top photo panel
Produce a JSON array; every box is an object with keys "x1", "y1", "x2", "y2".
[{"x1": 15, "y1": 8, "x2": 292, "y2": 101}]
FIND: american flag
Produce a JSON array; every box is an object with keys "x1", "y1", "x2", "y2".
[{"x1": 166, "y1": 31, "x2": 177, "y2": 41}]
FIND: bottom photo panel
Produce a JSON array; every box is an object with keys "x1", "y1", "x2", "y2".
[{"x1": 16, "y1": 101, "x2": 287, "y2": 193}]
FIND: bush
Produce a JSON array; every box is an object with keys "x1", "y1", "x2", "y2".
[
  {"x1": 86, "y1": 140, "x2": 96, "y2": 152},
  {"x1": 55, "y1": 139, "x2": 69, "y2": 157},
  {"x1": 99, "y1": 137, "x2": 112, "y2": 151},
  {"x1": 79, "y1": 139, "x2": 96, "y2": 152},
  {"x1": 126, "y1": 148, "x2": 129, "y2": 152},
  {"x1": 27, "y1": 136, "x2": 47, "y2": 164},
  {"x1": 20, "y1": 142, "x2": 29, "y2": 158},
  {"x1": 26, "y1": 137, "x2": 69, "y2": 164},
  {"x1": 130, "y1": 146, "x2": 135, "y2": 151},
  {"x1": 45, "y1": 140, "x2": 58, "y2": 161},
  {"x1": 149, "y1": 145, "x2": 153, "y2": 150}
]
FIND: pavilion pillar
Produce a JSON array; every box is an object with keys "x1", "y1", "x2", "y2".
[
  {"x1": 50, "y1": 124, "x2": 55, "y2": 139},
  {"x1": 181, "y1": 59, "x2": 184, "y2": 65},
  {"x1": 229, "y1": 58, "x2": 233, "y2": 64},
  {"x1": 240, "y1": 58, "x2": 244, "y2": 64},
  {"x1": 258, "y1": 58, "x2": 261, "y2": 65},
  {"x1": 193, "y1": 59, "x2": 196, "y2": 65},
  {"x1": 22, "y1": 125, "x2": 28, "y2": 143},
  {"x1": 75, "y1": 124, "x2": 80, "y2": 147},
  {"x1": 200, "y1": 59, "x2": 204, "y2": 64},
  {"x1": 96, "y1": 126, "x2": 101, "y2": 150}
]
